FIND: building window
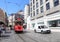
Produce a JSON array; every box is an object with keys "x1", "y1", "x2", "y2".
[
  {"x1": 40, "y1": 0, "x2": 43, "y2": 5},
  {"x1": 36, "y1": 0, "x2": 38, "y2": 1},
  {"x1": 33, "y1": 0, "x2": 35, "y2": 4},
  {"x1": 46, "y1": 3, "x2": 50, "y2": 10},
  {"x1": 31, "y1": 0, "x2": 32, "y2": 1},
  {"x1": 33, "y1": 5, "x2": 35, "y2": 10},
  {"x1": 31, "y1": 2, "x2": 32, "y2": 6},
  {"x1": 31, "y1": 13, "x2": 32, "y2": 17},
  {"x1": 28, "y1": 14, "x2": 30, "y2": 16},
  {"x1": 36, "y1": 9, "x2": 39, "y2": 14},
  {"x1": 30, "y1": 8, "x2": 32, "y2": 12},
  {"x1": 33, "y1": 11, "x2": 35, "y2": 16},
  {"x1": 46, "y1": 0, "x2": 48, "y2": 2},
  {"x1": 57, "y1": 20, "x2": 60, "y2": 27},
  {"x1": 53, "y1": 0, "x2": 59, "y2": 6},
  {"x1": 40, "y1": 6, "x2": 43, "y2": 13},
  {"x1": 36, "y1": 2, "x2": 38, "y2": 8}
]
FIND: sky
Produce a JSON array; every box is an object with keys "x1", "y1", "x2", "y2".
[{"x1": 0, "y1": 0, "x2": 29, "y2": 16}]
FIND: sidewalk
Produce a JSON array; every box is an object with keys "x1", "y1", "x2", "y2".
[
  {"x1": 50, "y1": 27, "x2": 60, "y2": 32},
  {"x1": 51, "y1": 29, "x2": 60, "y2": 32},
  {"x1": 26, "y1": 29, "x2": 60, "y2": 33}
]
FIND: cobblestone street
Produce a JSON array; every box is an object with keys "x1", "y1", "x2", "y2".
[{"x1": 0, "y1": 30, "x2": 60, "y2": 42}]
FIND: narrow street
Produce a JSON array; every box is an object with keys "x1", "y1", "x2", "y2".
[
  {"x1": 0, "y1": 0, "x2": 60, "y2": 42},
  {"x1": 0, "y1": 30, "x2": 60, "y2": 42}
]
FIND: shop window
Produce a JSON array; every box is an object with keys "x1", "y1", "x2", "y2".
[
  {"x1": 48, "y1": 20, "x2": 58, "y2": 27},
  {"x1": 57, "y1": 20, "x2": 60, "y2": 27},
  {"x1": 32, "y1": 23, "x2": 35, "y2": 28}
]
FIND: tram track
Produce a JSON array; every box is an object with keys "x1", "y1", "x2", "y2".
[
  {"x1": 22, "y1": 34, "x2": 38, "y2": 42},
  {"x1": 17, "y1": 34, "x2": 26, "y2": 42},
  {"x1": 17, "y1": 33, "x2": 38, "y2": 42}
]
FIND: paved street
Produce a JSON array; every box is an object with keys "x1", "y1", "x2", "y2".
[{"x1": 0, "y1": 30, "x2": 60, "y2": 42}]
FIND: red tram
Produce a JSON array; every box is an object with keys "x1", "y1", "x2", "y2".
[{"x1": 14, "y1": 18, "x2": 24, "y2": 33}]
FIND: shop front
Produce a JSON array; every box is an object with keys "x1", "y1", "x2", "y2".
[
  {"x1": 48, "y1": 20, "x2": 60, "y2": 27},
  {"x1": 47, "y1": 11, "x2": 60, "y2": 28}
]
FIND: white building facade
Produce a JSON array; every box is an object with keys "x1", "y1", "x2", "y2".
[
  {"x1": 8, "y1": 14, "x2": 15, "y2": 26},
  {"x1": 24, "y1": 5, "x2": 31, "y2": 29},
  {"x1": 30, "y1": 0, "x2": 60, "y2": 30},
  {"x1": 24, "y1": 5, "x2": 30, "y2": 23}
]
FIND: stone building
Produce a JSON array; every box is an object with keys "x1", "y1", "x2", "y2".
[
  {"x1": 0, "y1": 8, "x2": 8, "y2": 25},
  {"x1": 29, "y1": 0, "x2": 60, "y2": 30}
]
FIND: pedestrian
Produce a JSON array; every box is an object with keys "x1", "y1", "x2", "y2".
[
  {"x1": 3, "y1": 25, "x2": 6, "y2": 33},
  {"x1": 0, "y1": 25, "x2": 2, "y2": 37}
]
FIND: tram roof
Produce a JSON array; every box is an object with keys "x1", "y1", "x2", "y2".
[{"x1": 14, "y1": 20, "x2": 22, "y2": 22}]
